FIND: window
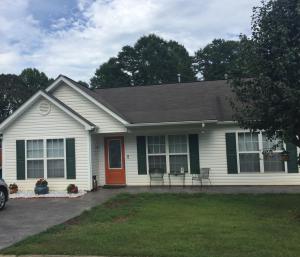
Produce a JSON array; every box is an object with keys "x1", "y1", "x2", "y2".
[
  {"x1": 27, "y1": 140, "x2": 44, "y2": 178},
  {"x1": 147, "y1": 135, "x2": 189, "y2": 174},
  {"x1": 262, "y1": 135, "x2": 285, "y2": 172},
  {"x1": 168, "y1": 135, "x2": 188, "y2": 173},
  {"x1": 26, "y1": 138, "x2": 66, "y2": 179},
  {"x1": 147, "y1": 136, "x2": 166, "y2": 173},
  {"x1": 108, "y1": 139, "x2": 122, "y2": 169},
  {"x1": 238, "y1": 133, "x2": 260, "y2": 172},
  {"x1": 237, "y1": 132, "x2": 286, "y2": 173},
  {"x1": 47, "y1": 139, "x2": 65, "y2": 178}
]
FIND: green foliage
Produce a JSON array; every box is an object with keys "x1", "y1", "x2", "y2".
[
  {"x1": 230, "y1": 0, "x2": 300, "y2": 146},
  {"x1": 194, "y1": 39, "x2": 241, "y2": 80},
  {"x1": 20, "y1": 68, "x2": 53, "y2": 95},
  {"x1": 77, "y1": 81, "x2": 90, "y2": 88},
  {"x1": 0, "y1": 74, "x2": 27, "y2": 122},
  {"x1": 90, "y1": 57, "x2": 131, "y2": 88},
  {"x1": 3, "y1": 193, "x2": 300, "y2": 257},
  {"x1": 0, "y1": 68, "x2": 53, "y2": 123},
  {"x1": 194, "y1": 38, "x2": 256, "y2": 80},
  {"x1": 90, "y1": 34, "x2": 196, "y2": 88}
]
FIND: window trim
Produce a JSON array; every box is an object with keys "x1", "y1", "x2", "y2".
[
  {"x1": 235, "y1": 132, "x2": 287, "y2": 174},
  {"x1": 46, "y1": 138, "x2": 66, "y2": 178},
  {"x1": 146, "y1": 134, "x2": 190, "y2": 174},
  {"x1": 25, "y1": 137, "x2": 67, "y2": 179}
]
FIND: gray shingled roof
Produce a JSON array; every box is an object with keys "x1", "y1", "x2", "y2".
[{"x1": 62, "y1": 76, "x2": 235, "y2": 124}]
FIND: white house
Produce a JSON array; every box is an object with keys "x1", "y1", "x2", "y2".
[{"x1": 0, "y1": 75, "x2": 299, "y2": 191}]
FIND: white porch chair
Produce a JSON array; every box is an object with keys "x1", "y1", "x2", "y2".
[{"x1": 192, "y1": 168, "x2": 211, "y2": 187}]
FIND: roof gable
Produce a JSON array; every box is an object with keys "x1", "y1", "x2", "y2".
[
  {"x1": 46, "y1": 75, "x2": 129, "y2": 124},
  {"x1": 0, "y1": 91, "x2": 96, "y2": 132}
]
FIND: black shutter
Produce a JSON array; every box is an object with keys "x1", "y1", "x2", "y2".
[
  {"x1": 286, "y1": 142, "x2": 298, "y2": 173},
  {"x1": 137, "y1": 136, "x2": 147, "y2": 175},
  {"x1": 66, "y1": 138, "x2": 76, "y2": 179},
  {"x1": 16, "y1": 140, "x2": 25, "y2": 180},
  {"x1": 225, "y1": 133, "x2": 238, "y2": 174},
  {"x1": 189, "y1": 134, "x2": 200, "y2": 174}
]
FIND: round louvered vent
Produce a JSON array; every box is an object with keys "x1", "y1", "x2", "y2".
[{"x1": 39, "y1": 101, "x2": 51, "y2": 116}]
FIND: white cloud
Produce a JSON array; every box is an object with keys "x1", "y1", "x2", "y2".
[{"x1": 0, "y1": 0, "x2": 261, "y2": 81}]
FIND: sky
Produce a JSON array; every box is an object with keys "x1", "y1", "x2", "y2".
[{"x1": 0, "y1": 0, "x2": 261, "y2": 82}]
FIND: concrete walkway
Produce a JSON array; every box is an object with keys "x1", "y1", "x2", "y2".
[{"x1": 1, "y1": 186, "x2": 300, "y2": 250}]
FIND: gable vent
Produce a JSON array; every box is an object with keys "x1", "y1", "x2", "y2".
[{"x1": 39, "y1": 101, "x2": 51, "y2": 116}]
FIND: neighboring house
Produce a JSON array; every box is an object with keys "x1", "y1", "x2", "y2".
[{"x1": 0, "y1": 75, "x2": 299, "y2": 191}]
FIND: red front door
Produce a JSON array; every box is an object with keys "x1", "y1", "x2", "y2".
[{"x1": 104, "y1": 137, "x2": 126, "y2": 185}]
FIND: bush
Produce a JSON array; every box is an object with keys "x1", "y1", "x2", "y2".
[
  {"x1": 35, "y1": 178, "x2": 48, "y2": 187},
  {"x1": 67, "y1": 184, "x2": 78, "y2": 194},
  {"x1": 9, "y1": 183, "x2": 18, "y2": 194}
]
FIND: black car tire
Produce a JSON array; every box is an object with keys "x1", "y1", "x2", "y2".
[{"x1": 0, "y1": 189, "x2": 6, "y2": 210}]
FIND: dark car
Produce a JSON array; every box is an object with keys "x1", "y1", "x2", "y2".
[{"x1": 0, "y1": 178, "x2": 8, "y2": 210}]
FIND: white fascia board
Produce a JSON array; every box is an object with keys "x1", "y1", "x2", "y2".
[
  {"x1": 125, "y1": 120, "x2": 218, "y2": 127},
  {"x1": 0, "y1": 91, "x2": 95, "y2": 132},
  {"x1": 46, "y1": 76, "x2": 129, "y2": 125}
]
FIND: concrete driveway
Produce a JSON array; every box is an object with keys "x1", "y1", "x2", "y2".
[
  {"x1": 0, "y1": 188, "x2": 126, "y2": 250},
  {"x1": 1, "y1": 185, "x2": 300, "y2": 250}
]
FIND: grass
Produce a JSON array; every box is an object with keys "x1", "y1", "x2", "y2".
[{"x1": 2, "y1": 193, "x2": 300, "y2": 257}]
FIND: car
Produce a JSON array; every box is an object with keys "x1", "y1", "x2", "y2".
[{"x1": 0, "y1": 178, "x2": 8, "y2": 210}]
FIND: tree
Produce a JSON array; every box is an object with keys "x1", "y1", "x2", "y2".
[
  {"x1": 0, "y1": 74, "x2": 27, "y2": 122},
  {"x1": 90, "y1": 58, "x2": 131, "y2": 88},
  {"x1": 195, "y1": 39, "x2": 241, "y2": 80},
  {"x1": 19, "y1": 68, "x2": 53, "y2": 95},
  {"x1": 90, "y1": 34, "x2": 196, "y2": 88},
  {"x1": 230, "y1": 0, "x2": 300, "y2": 147},
  {"x1": 0, "y1": 68, "x2": 53, "y2": 123},
  {"x1": 77, "y1": 80, "x2": 90, "y2": 88}
]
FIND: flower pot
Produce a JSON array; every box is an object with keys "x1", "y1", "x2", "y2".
[{"x1": 34, "y1": 185, "x2": 49, "y2": 195}]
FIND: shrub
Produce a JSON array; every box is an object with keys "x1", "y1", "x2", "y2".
[
  {"x1": 35, "y1": 178, "x2": 48, "y2": 187},
  {"x1": 67, "y1": 184, "x2": 78, "y2": 194},
  {"x1": 9, "y1": 183, "x2": 18, "y2": 194}
]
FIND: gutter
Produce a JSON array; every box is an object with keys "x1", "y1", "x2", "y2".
[
  {"x1": 217, "y1": 121, "x2": 237, "y2": 125},
  {"x1": 125, "y1": 120, "x2": 218, "y2": 128}
]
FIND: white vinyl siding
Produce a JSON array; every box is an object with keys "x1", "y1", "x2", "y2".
[
  {"x1": 101, "y1": 125, "x2": 300, "y2": 186},
  {"x1": 2, "y1": 97, "x2": 91, "y2": 191},
  {"x1": 52, "y1": 83, "x2": 127, "y2": 133}
]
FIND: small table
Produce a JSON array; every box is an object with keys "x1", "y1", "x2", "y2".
[{"x1": 168, "y1": 172, "x2": 186, "y2": 187}]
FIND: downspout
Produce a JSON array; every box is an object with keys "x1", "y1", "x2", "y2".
[{"x1": 87, "y1": 130, "x2": 93, "y2": 191}]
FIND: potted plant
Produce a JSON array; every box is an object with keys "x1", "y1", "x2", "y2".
[
  {"x1": 34, "y1": 178, "x2": 49, "y2": 195},
  {"x1": 67, "y1": 184, "x2": 78, "y2": 194},
  {"x1": 281, "y1": 150, "x2": 289, "y2": 161},
  {"x1": 9, "y1": 183, "x2": 18, "y2": 194},
  {"x1": 262, "y1": 150, "x2": 274, "y2": 160}
]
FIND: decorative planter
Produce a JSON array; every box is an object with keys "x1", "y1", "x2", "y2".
[{"x1": 34, "y1": 185, "x2": 49, "y2": 195}]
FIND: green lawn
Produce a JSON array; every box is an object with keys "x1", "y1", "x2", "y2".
[{"x1": 3, "y1": 193, "x2": 300, "y2": 257}]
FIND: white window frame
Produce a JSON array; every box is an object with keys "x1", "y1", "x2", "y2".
[
  {"x1": 236, "y1": 132, "x2": 287, "y2": 174},
  {"x1": 26, "y1": 139, "x2": 45, "y2": 179},
  {"x1": 146, "y1": 134, "x2": 190, "y2": 174},
  {"x1": 46, "y1": 139, "x2": 66, "y2": 178},
  {"x1": 25, "y1": 137, "x2": 67, "y2": 179}
]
